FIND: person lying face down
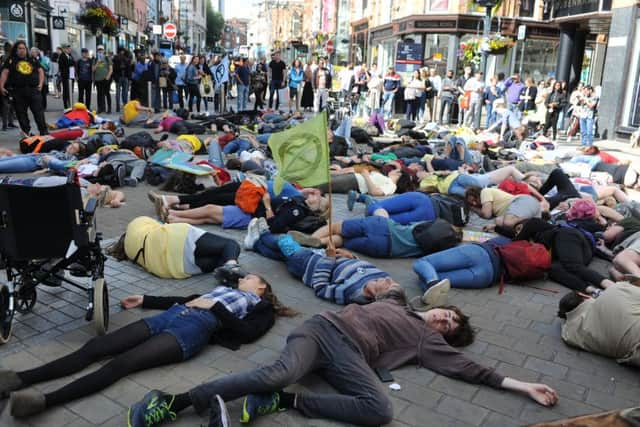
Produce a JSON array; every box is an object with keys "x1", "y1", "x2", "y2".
[{"x1": 558, "y1": 281, "x2": 640, "y2": 367}]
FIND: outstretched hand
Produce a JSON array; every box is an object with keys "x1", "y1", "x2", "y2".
[
  {"x1": 526, "y1": 383, "x2": 558, "y2": 406},
  {"x1": 120, "y1": 295, "x2": 143, "y2": 309}
]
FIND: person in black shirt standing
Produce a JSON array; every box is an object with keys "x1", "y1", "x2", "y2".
[
  {"x1": 0, "y1": 41, "x2": 17, "y2": 130},
  {"x1": 57, "y1": 44, "x2": 74, "y2": 109},
  {"x1": 268, "y1": 51, "x2": 287, "y2": 110},
  {"x1": 112, "y1": 48, "x2": 132, "y2": 113},
  {"x1": 0, "y1": 40, "x2": 48, "y2": 135},
  {"x1": 76, "y1": 48, "x2": 93, "y2": 109}
]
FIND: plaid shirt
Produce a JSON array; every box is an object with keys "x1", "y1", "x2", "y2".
[{"x1": 201, "y1": 286, "x2": 261, "y2": 319}]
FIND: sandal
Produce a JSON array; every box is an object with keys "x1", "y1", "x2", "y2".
[{"x1": 153, "y1": 195, "x2": 169, "y2": 222}]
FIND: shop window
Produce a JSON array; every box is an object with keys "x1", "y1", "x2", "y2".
[
  {"x1": 630, "y1": 56, "x2": 640, "y2": 127},
  {"x1": 423, "y1": 34, "x2": 449, "y2": 68},
  {"x1": 513, "y1": 39, "x2": 559, "y2": 83},
  {"x1": 520, "y1": 0, "x2": 535, "y2": 17},
  {"x1": 426, "y1": 0, "x2": 449, "y2": 11}
]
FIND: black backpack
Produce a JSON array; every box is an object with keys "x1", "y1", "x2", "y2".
[
  {"x1": 412, "y1": 219, "x2": 461, "y2": 254},
  {"x1": 330, "y1": 136, "x2": 349, "y2": 157},
  {"x1": 120, "y1": 131, "x2": 156, "y2": 150},
  {"x1": 430, "y1": 193, "x2": 469, "y2": 227}
]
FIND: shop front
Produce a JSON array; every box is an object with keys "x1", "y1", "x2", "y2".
[
  {"x1": 598, "y1": 1, "x2": 640, "y2": 139},
  {"x1": 369, "y1": 14, "x2": 560, "y2": 81}
]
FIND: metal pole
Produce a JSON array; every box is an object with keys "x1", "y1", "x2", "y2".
[
  {"x1": 518, "y1": 40, "x2": 526, "y2": 76},
  {"x1": 476, "y1": 5, "x2": 491, "y2": 129}
]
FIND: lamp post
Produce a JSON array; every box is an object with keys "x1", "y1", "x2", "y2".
[{"x1": 474, "y1": 0, "x2": 497, "y2": 129}]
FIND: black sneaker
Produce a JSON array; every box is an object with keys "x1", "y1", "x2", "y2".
[
  {"x1": 207, "y1": 395, "x2": 229, "y2": 427},
  {"x1": 116, "y1": 165, "x2": 126, "y2": 188},
  {"x1": 214, "y1": 264, "x2": 248, "y2": 285}
]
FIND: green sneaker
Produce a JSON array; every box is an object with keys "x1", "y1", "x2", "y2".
[
  {"x1": 240, "y1": 392, "x2": 283, "y2": 423},
  {"x1": 128, "y1": 390, "x2": 176, "y2": 427}
]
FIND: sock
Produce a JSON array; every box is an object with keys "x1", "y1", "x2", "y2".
[
  {"x1": 278, "y1": 391, "x2": 295, "y2": 409},
  {"x1": 170, "y1": 392, "x2": 192, "y2": 413}
]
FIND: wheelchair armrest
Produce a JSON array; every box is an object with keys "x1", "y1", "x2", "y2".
[{"x1": 84, "y1": 197, "x2": 98, "y2": 216}]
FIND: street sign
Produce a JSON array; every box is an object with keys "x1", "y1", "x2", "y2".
[
  {"x1": 164, "y1": 22, "x2": 177, "y2": 39},
  {"x1": 517, "y1": 25, "x2": 526, "y2": 41},
  {"x1": 395, "y1": 42, "x2": 423, "y2": 72},
  {"x1": 326, "y1": 40, "x2": 334, "y2": 54},
  {"x1": 52, "y1": 16, "x2": 65, "y2": 30},
  {"x1": 152, "y1": 24, "x2": 162, "y2": 35}
]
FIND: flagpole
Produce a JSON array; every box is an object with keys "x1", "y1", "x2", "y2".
[{"x1": 325, "y1": 110, "x2": 334, "y2": 252}]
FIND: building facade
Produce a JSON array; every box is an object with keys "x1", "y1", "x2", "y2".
[{"x1": 222, "y1": 17, "x2": 248, "y2": 51}]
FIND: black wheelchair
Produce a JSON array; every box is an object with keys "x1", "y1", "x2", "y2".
[{"x1": 0, "y1": 181, "x2": 109, "y2": 343}]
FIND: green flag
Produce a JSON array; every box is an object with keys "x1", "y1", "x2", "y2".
[{"x1": 268, "y1": 111, "x2": 330, "y2": 195}]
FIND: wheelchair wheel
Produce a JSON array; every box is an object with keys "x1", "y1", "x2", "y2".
[
  {"x1": 92, "y1": 277, "x2": 109, "y2": 335},
  {"x1": 0, "y1": 284, "x2": 13, "y2": 344}
]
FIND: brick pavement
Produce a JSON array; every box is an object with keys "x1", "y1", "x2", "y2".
[{"x1": 0, "y1": 95, "x2": 639, "y2": 426}]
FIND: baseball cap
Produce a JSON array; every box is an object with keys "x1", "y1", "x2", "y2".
[{"x1": 97, "y1": 45, "x2": 104, "y2": 50}]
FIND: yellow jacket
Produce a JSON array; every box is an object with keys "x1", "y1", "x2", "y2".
[{"x1": 124, "y1": 216, "x2": 190, "y2": 279}]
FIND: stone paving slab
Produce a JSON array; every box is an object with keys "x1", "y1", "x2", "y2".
[{"x1": 0, "y1": 97, "x2": 639, "y2": 426}]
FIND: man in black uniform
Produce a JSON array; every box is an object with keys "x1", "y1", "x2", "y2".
[
  {"x1": 57, "y1": 44, "x2": 74, "y2": 109},
  {"x1": 0, "y1": 40, "x2": 48, "y2": 136}
]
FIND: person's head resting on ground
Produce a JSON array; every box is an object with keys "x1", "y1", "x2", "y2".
[
  {"x1": 64, "y1": 141, "x2": 87, "y2": 157},
  {"x1": 602, "y1": 217, "x2": 640, "y2": 246},
  {"x1": 464, "y1": 186, "x2": 483, "y2": 210},
  {"x1": 303, "y1": 188, "x2": 330, "y2": 217},
  {"x1": 240, "y1": 274, "x2": 298, "y2": 317},
  {"x1": 415, "y1": 305, "x2": 474, "y2": 347},
  {"x1": 581, "y1": 145, "x2": 600, "y2": 155},
  {"x1": 557, "y1": 291, "x2": 588, "y2": 319}
]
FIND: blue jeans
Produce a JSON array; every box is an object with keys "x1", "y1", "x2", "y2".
[
  {"x1": 208, "y1": 141, "x2": 225, "y2": 167},
  {"x1": 253, "y1": 233, "x2": 286, "y2": 261},
  {"x1": 256, "y1": 134, "x2": 271, "y2": 144},
  {"x1": 341, "y1": 217, "x2": 391, "y2": 257},
  {"x1": 440, "y1": 97, "x2": 454, "y2": 124},
  {"x1": 447, "y1": 136, "x2": 471, "y2": 163},
  {"x1": 285, "y1": 249, "x2": 315, "y2": 279},
  {"x1": 143, "y1": 304, "x2": 219, "y2": 360},
  {"x1": 237, "y1": 84, "x2": 249, "y2": 111},
  {"x1": 382, "y1": 92, "x2": 395, "y2": 118},
  {"x1": 0, "y1": 154, "x2": 67, "y2": 173},
  {"x1": 448, "y1": 174, "x2": 492, "y2": 197},
  {"x1": 580, "y1": 117, "x2": 594, "y2": 146},
  {"x1": 334, "y1": 116, "x2": 353, "y2": 148},
  {"x1": 413, "y1": 244, "x2": 494, "y2": 290},
  {"x1": 152, "y1": 84, "x2": 161, "y2": 111},
  {"x1": 485, "y1": 104, "x2": 494, "y2": 128},
  {"x1": 223, "y1": 138, "x2": 252, "y2": 155},
  {"x1": 367, "y1": 192, "x2": 436, "y2": 225}
]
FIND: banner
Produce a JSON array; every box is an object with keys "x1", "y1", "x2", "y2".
[
  {"x1": 268, "y1": 111, "x2": 330, "y2": 195},
  {"x1": 395, "y1": 42, "x2": 424, "y2": 73},
  {"x1": 213, "y1": 56, "x2": 230, "y2": 87}
]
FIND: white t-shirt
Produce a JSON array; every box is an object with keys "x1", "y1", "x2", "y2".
[
  {"x1": 354, "y1": 172, "x2": 397, "y2": 196},
  {"x1": 183, "y1": 226, "x2": 207, "y2": 275},
  {"x1": 340, "y1": 69, "x2": 354, "y2": 91},
  {"x1": 464, "y1": 78, "x2": 485, "y2": 103}
]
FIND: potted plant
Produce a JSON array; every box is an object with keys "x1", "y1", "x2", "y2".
[
  {"x1": 77, "y1": 1, "x2": 119, "y2": 36},
  {"x1": 480, "y1": 34, "x2": 515, "y2": 55},
  {"x1": 458, "y1": 39, "x2": 481, "y2": 67}
]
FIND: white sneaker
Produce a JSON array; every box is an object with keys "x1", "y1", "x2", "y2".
[
  {"x1": 243, "y1": 218, "x2": 262, "y2": 250},
  {"x1": 256, "y1": 217, "x2": 270, "y2": 235}
]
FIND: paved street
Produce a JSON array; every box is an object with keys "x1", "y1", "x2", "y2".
[{"x1": 0, "y1": 94, "x2": 639, "y2": 427}]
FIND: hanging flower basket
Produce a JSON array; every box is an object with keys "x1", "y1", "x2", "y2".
[
  {"x1": 77, "y1": 1, "x2": 120, "y2": 37},
  {"x1": 459, "y1": 34, "x2": 515, "y2": 66}
]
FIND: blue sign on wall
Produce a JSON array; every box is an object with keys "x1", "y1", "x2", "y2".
[{"x1": 395, "y1": 42, "x2": 424, "y2": 72}]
